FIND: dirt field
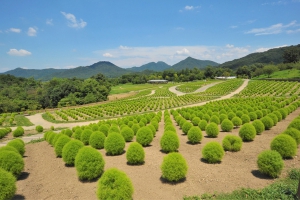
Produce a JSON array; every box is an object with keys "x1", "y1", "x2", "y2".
[{"x1": 14, "y1": 107, "x2": 300, "y2": 200}]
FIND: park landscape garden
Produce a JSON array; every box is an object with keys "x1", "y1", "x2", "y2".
[{"x1": 1, "y1": 79, "x2": 300, "y2": 199}]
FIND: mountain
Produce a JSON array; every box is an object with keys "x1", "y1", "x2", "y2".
[
  {"x1": 169, "y1": 57, "x2": 219, "y2": 71},
  {"x1": 128, "y1": 61, "x2": 171, "y2": 72},
  {"x1": 219, "y1": 44, "x2": 300, "y2": 69},
  {"x1": 3, "y1": 61, "x2": 130, "y2": 80}
]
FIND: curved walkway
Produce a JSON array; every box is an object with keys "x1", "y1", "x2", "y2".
[{"x1": 168, "y1": 82, "x2": 222, "y2": 96}]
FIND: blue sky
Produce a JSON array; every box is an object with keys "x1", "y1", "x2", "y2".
[{"x1": 0, "y1": 0, "x2": 300, "y2": 72}]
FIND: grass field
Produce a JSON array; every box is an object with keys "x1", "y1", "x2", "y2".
[
  {"x1": 110, "y1": 83, "x2": 163, "y2": 94},
  {"x1": 254, "y1": 69, "x2": 300, "y2": 79}
]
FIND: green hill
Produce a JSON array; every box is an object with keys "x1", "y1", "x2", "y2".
[
  {"x1": 128, "y1": 61, "x2": 170, "y2": 72},
  {"x1": 169, "y1": 57, "x2": 219, "y2": 71},
  {"x1": 219, "y1": 44, "x2": 300, "y2": 69},
  {"x1": 2, "y1": 68, "x2": 67, "y2": 80}
]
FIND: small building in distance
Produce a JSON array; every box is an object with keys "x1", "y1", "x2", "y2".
[
  {"x1": 215, "y1": 76, "x2": 236, "y2": 80},
  {"x1": 147, "y1": 80, "x2": 168, "y2": 84}
]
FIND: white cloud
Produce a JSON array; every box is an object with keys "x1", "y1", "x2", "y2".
[
  {"x1": 119, "y1": 45, "x2": 131, "y2": 50},
  {"x1": 185, "y1": 6, "x2": 194, "y2": 10},
  {"x1": 7, "y1": 49, "x2": 32, "y2": 56},
  {"x1": 46, "y1": 19, "x2": 53, "y2": 25},
  {"x1": 176, "y1": 48, "x2": 189, "y2": 55},
  {"x1": 262, "y1": 1, "x2": 288, "y2": 6},
  {"x1": 9, "y1": 28, "x2": 21, "y2": 33},
  {"x1": 103, "y1": 53, "x2": 113, "y2": 57},
  {"x1": 245, "y1": 20, "x2": 298, "y2": 35},
  {"x1": 230, "y1": 25, "x2": 238, "y2": 29},
  {"x1": 255, "y1": 45, "x2": 288, "y2": 52},
  {"x1": 61, "y1": 12, "x2": 87, "y2": 29},
  {"x1": 226, "y1": 44, "x2": 234, "y2": 48},
  {"x1": 27, "y1": 27, "x2": 37, "y2": 36},
  {"x1": 287, "y1": 28, "x2": 300, "y2": 34}
]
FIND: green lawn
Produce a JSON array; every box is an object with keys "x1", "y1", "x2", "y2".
[
  {"x1": 254, "y1": 69, "x2": 300, "y2": 79},
  {"x1": 14, "y1": 115, "x2": 34, "y2": 126},
  {"x1": 110, "y1": 83, "x2": 164, "y2": 94}
]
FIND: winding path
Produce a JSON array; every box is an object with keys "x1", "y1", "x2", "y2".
[{"x1": 168, "y1": 82, "x2": 222, "y2": 96}]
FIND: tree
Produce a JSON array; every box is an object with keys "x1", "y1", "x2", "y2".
[
  {"x1": 236, "y1": 66, "x2": 251, "y2": 78},
  {"x1": 283, "y1": 47, "x2": 300, "y2": 63},
  {"x1": 204, "y1": 66, "x2": 215, "y2": 79},
  {"x1": 263, "y1": 65, "x2": 278, "y2": 78}
]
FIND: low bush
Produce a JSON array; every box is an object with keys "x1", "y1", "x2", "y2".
[
  {"x1": 0, "y1": 167, "x2": 16, "y2": 200},
  {"x1": 164, "y1": 124, "x2": 176, "y2": 132},
  {"x1": 252, "y1": 119, "x2": 265, "y2": 135},
  {"x1": 198, "y1": 120, "x2": 208, "y2": 131},
  {"x1": 97, "y1": 168, "x2": 134, "y2": 200},
  {"x1": 241, "y1": 114, "x2": 250, "y2": 124},
  {"x1": 63, "y1": 129, "x2": 73, "y2": 137},
  {"x1": 222, "y1": 135, "x2": 242, "y2": 152},
  {"x1": 273, "y1": 111, "x2": 282, "y2": 122},
  {"x1": 35, "y1": 125, "x2": 44, "y2": 133},
  {"x1": 255, "y1": 110, "x2": 263, "y2": 119},
  {"x1": 147, "y1": 124, "x2": 157, "y2": 137},
  {"x1": 7, "y1": 139, "x2": 25, "y2": 156},
  {"x1": 267, "y1": 113, "x2": 278, "y2": 126},
  {"x1": 99, "y1": 124, "x2": 109, "y2": 136},
  {"x1": 54, "y1": 135, "x2": 71, "y2": 157},
  {"x1": 136, "y1": 126, "x2": 153, "y2": 147},
  {"x1": 205, "y1": 123, "x2": 219, "y2": 138},
  {"x1": 257, "y1": 150, "x2": 284, "y2": 178},
  {"x1": 120, "y1": 127, "x2": 134, "y2": 142},
  {"x1": 182, "y1": 122, "x2": 193, "y2": 135},
  {"x1": 89, "y1": 131, "x2": 106, "y2": 149},
  {"x1": 131, "y1": 124, "x2": 140, "y2": 135},
  {"x1": 202, "y1": 142, "x2": 224, "y2": 163},
  {"x1": 160, "y1": 131, "x2": 180, "y2": 153},
  {"x1": 52, "y1": 133, "x2": 63, "y2": 147},
  {"x1": 126, "y1": 142, "x2": 145, "y2": 165},
  {"x1": 282, "y1": 128, "x2": 300, "y2": 145},
  {"x1": 13, "y1": 126, "x2": 24, "y2": 137},
  {"x1": 75, "y1": 147, "x2": 105, "y2": 180},
  {"x1": 73, "y1": 129, "x2": 82, "y2": 140},
  {"x1": 279, "y1": 108, "x2": 288, "y2": 120},
  {"x1": 161, "y1": 152, "x2": 188, "y2": 182},
  {"x1": 221, "y1": 119, "x2": 234, "y2": 132},
  {"x1": 109, "y1": 125, "x2": 120, "y2": 134},
  {"x1": 191, "y1": 117, "x2": 201, "y2": 126},
  {"x1": 219, "y1": 114, "x2": 228, "y2": 123},
  {"x1": 231, "y1": 117, "x2": 242, "y2": 127},
  {"x1": 104, "y1": 132, "x2": 125, "y2": 155},
  {"x1": 210, "y1": 115, "x2": 220, "y2": 124},
  {"x1": 80, "y1": 129, "x2": 93, "y2": 145},
  {"x1": 248, "y1": 112, "x2": 257, "y2": 121},
  {"x1": 187, "y1": 126, "x2": 202, "y2": 144},
  {"x1": 62, "y1": 140, "x2": 84, "y2": 166},
  {"x1": 0, "y1": 150, "x2": 24, "y2": 177},
  {"x1": 261, "y1": 116, "x2": 274, "y2": 130},
  {"x1": 288, "y1": 119, "x2": 300, "y2": 131},
  {"x1": 0, "y1": 146, "x2": 19, "y2": 154},
  {"x1": 270, "y1": 134, "x2": 297, "y2": 158},
  {"x1": 239, "y1": 123, "x2": 256, "y2": 141}
]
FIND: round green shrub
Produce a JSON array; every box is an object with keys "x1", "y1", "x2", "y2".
[
  {"x1": 0, "y1": 146, "x2": 19, "y2": 154},
  {"x1": 80, "y1": 129, "x2": 93, "y2": 145},
  {"x1": 54, "y1": 135, "x2": 71, "y2": 157},
  {"x1": 222, "y1": 135, "x2": 242, "y2": 152},
  {"x1": 52, "y1": 133, "x2": 63, "y2": 147},
  {"x1": 191, "y1": 117, "x2": 201, "y2": 126},
  {"x1": 120, "y1": 127, "x2": 134, "y2": 142},
  {"x1": 252, "y1": 119, "x2": 265, "y2": 135},
  {"x1": 150, "y1": 121, "x2": 158, "y2": 131},
  {"x1": 99, "y1": 124, "x2": 109, "y2": 136},
  {"x1": 236, "y1": 111, "x2": 243, "y2": 118},
  {"x1": 13, "y1": 126, "x2": 24, "y2": 137},
  {"x1": 97, "y1": 168, "x2": 134, "y2": 200},
  {"x1": 261, "y1": 116, "x2": 274, "y2": 130},
  {"x1": 288, "y1": 119, "x2": 300, "y2": 131},
  {"x1": 161, "y1": 152, "x2": 188, "y2": 182},
  {"x1": 164, "y1": 124, "x2": 176, "y2": 132},
  {"x1": 273, "y1": 111, "x2": 282, "y2": 122},
  {"x1": 62, "y1": 139, "x2": 84, "y2": 166},
  {"x1": 257, "y1": 150, "x2": 284, "y2": 178},
  {"x1": 198, "y1": 120, "x2": 208, "y2": 131},
  {"x1": 205, "y1": 123, "x2": 219, "y2": 138},
  {"x1": 35, "y1": 125, "x2": 44, "y2": 133},
  {"x1": 279, "y1": 108, "x2": 288, "y2": 120},
  {"x1": 220, "y1": 119, "x2": 234, "y2": 132},
  {"x1": 0, "y1": 150, "x2": 24, "y2": 177},
  {"x1": 182, "y1": 122, "x2": 193, "y2": 135},
  {"x1": 44, "y1": 131, "x2": 53, "y2": 141},
  {"x1": 63, "y1": 129, "x2": 73, "y2": 137},
  {"x1": 267, "y1": 113, "x2": 278, "y2": 126},
  {"x1": 241, "y1": 114, "x2": 250, "y2": 124},
  {"x1": 219, "y1": 114, "x2": 228, "y2": 123},
  {"x1": 0, "y1": 167, "x2": 16, "y2": 200},
  {"x1": 231, "y1": 117, "x2": 242, "y2": 127},
  {"x1": 187, "y1": 126, "x2": 202, "y2": 144},
  {"x1": 131, "y1": 124, "x2": 140, "y2": 135},
  {"x1": 74, "y1": 129, "x2": 82, "y2": 140},
  {"x1": 239, "y1": 123, "x2": 256, "y2": 141},
  {"x1": 227, "y1": 112, "x2": 236, "y2": 120},
  {"x1": 75, "y1": 147, "x2": 105, "y2": 181},
  {"x1": 270, "y1": 134, "x2": 297, "y2": 158},
  {"x1": 147, "y1": 124, "x2": 157, "y2": 136},
  {"x1": 109, "y1": 125, "x2": 120, "y2": 134},
  {"x1": 210, "y1": 115, "x2": 220, "y2": 124},
  {"x1": 7, "y1": 139, "x2": 25, "y2": 156},
  {"x1": 248, "y1": 112, "x2": 257, "y2": 121},
  {"x1": 255, "y1": 110, "x2": 263, "y2": 119},
  {"x1": 282, "y1": 128, "x2": 300, "y2": 145},
  {"x1": 160, "y1": 131, "x2": 180, "y2": 153},
  {"x1": 202, "y1": 142, "x2": 224, "y2": 163},
  {"x1": 136, "y1": 126, "x2": 153, "y2": 147},
  {"x1": 48, "y1": 133, "x2": 57, "y2": 145},
  {"x1": 126, "y1": 142, "x2": 145, "y2": 165},
  {"x1": 202, "y1": 114, "x2": 210, "y2": 122},
  {"x1": 89, "y1": 131, "x2": 106, "y2": 149},
  {"x1": 104, "y1": 132, "x2": 125, "y2": 155}
]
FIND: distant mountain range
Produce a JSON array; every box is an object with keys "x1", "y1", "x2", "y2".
[{"x1": 2, "y1": 44, "x2": 298, "y2": 80}]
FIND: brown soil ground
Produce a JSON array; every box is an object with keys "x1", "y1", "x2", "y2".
[{"x1": 14, "y1": 107, "x2": 300, "y2": 200}]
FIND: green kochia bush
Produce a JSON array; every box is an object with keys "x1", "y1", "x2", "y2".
[
  {"x1": 80, "y1": 129, "x2": 93, "y2": 145},
  {"x1": 241, "y1": 114, "x2": 250, "y2": 124},
  {"x1": 161, "y1": 152, "x2": 188, "y2": 182},
  {"x1": 97, "y1": 168, "x2": 134, "y2": 200},
  {"x1": 182, "y1": 122, "x2": 193, "y2": 135},
  {"x1": 282, "y1": 128, "x2": 300, "y2": 145},
  {"x1": 54, "y1": 135, "x2": 71, "y2": 157},
  {"x1": 288, "y1": 119, "x2": 300, "y2": 131},
  {"x1": 205, "y1": 123, "x2": 219, "y2": 138},
  {"x1": 136, "y1": 126, "x2": 153, "y2": 147},
  {"x1": 270, "y1": 134, "x2": 297, "y2": 158},
  {"x1": 187, "y1": 126, "x2": 202, "y2": 144},
  {"x1": 239, "y1": 123, "x2": 256, "y2": 141},
  {"x1": 198, "y1": 120, "x2": 208, "y2": 131},
  {"x1": 7, "y1": 139, "x2": 25, "y2": 156},
  {"x1": 74, "y1": 129, "x2": 82, "y2": 140},
  {"x1": 120, "y1": 127, "x2": 134, "y2": 142},
  {"x1": 252, "y1": 120, "x2": 265, "y2": 135},
  {"x1": 202, "y1": 142, "x2": 224, "y2": 163},
  {"x1": 0, "y1": 150, "x2": 24, "y2": 177},
  {"x1": 75, "y1": 147, "x2": 105, "y2": 181},
  {"x1": 0, "y1": 167, "x2": 16, "y2": 200},
  {"x1": 89, "y1": 131, "x2": 106, "y2": 149},
  {"x1": 222, "y1": 135, "x2": 243, "y2": 152},
  {"x1": 160, "y1": 131, "x2": 180, "y2": 153},
  {"x1": 261, "y1": 116, "x2": 274, "y2": 130},
  {"x1": 126, "y1": 142, "x2": 145, "y2": 165},
  {"x1": 13, "y1": 126, "x2": 24, "y2": 137},
  {"x1": 0, "y1": 146, "x2": 19, "y2": 154},
  {"x1": 35, "y1": 125, "x2": 44, "y2": 133},
  {"x1": 63, "y1": 129, "x2": 73, "y2": 137},
  {"x1": 62, "y1": 140, "x2": 84, "y2": 166},
  {"x1": 191, "y1": 117, "x2": 201, "y2": 126},
  {"x1": 257, "y1": 150, "x2": 284, "y2": 178},
  {"x1": 104, "y1": 132, "x2": 125, "y2": 155},
  {"x1": 231, "y1": 117, "x2": 242, "y2": 127},
  {"x1": 220, "y1": 119, "x2": 234, "y2": 132}
]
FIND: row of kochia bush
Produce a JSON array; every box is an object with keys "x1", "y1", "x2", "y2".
[
  {"x1": 0, "y1": 112, "x2": 17, "y2": 126},
  {"x1": 0, "y1": 127, "x2": 12, "y2": 139},
  {"x1": 42, "y1": 112, "x2": 163, "y2": 199},
  {"x1": 0, "y1": 138, "x2": 26, "y2": 200}
]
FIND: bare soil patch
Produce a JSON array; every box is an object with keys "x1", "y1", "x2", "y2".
[{"x1": 15, "y1": 107, "x2": 300, "y2": 200}]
